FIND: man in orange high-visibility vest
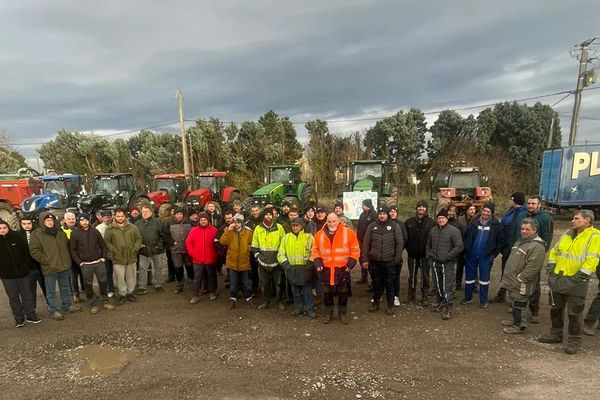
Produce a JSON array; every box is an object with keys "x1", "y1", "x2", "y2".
[{"x1": 311, "y1": 213, "x2": 360, "y2": 324}]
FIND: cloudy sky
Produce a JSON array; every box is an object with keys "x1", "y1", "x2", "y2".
[{"x1": 1, "y1": 0, "x2": 599, "y2": 166}]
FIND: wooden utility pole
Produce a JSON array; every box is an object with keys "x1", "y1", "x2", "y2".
[
  {"x1": 547, "y1": 117, "x2": 555, "y2": 148},
  {"x1": 176, "y1": 89, "x2": 190, "y2": 176}
]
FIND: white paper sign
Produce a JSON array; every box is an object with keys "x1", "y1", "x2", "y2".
[{"x1": 343, "y1": 191, "x2": 378, "y2": 220}]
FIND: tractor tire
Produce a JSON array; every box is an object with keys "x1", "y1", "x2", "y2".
[
  {"x1": 283, "y1": 196, "x2": 299, "y2": 210},
  {"x1": 0, "y1": 202, "x2": 20, "y2": 231},
  {"x1": 243, "y1": 197, "x2": 259, "y2": 212},
  {"x1": 300, "y1": 184, "x2": 317, "y2": 211}
]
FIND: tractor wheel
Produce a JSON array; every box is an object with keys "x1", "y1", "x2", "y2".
[
  {"x1": 0, "y1": 202, "x2": 20, "y2": 231},
  {"x1": 300, "y1": 184, "x2": 317, "y2": 211},
  {"x1": 283, "y1": 196, "x2": 299, "y2": 210},
  {"x1": 243, "y1": 197, "x2": 258, "y2": 212}
]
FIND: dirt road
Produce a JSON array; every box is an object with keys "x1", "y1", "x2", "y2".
[{"x1": 1, "y1": 220, "x2": 598, "y2": 399}]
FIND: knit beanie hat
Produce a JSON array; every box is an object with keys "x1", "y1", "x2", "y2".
[
  {"x1": 483, "y1": 202, "x2": 496, "y2": 214},
  {"x1": 510, "y1": 192, "x2": 525, "y2": 206},
  {"x1": 436, "y1": 208, "x2": 449, "y2": 219}
]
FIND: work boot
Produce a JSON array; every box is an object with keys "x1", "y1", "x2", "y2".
[
  {"x1": 385, "y1": 303, "x2": 395, "y2": 316},
  {"x1": 52, "y1": 311, "x2": 64, "y2": 321},
  {"x1": 503, "y1": 326, "x2": 525, "y2": 334},
  {"x1": 368, "y1": 303, "x2": 380, "y2": 312},
  {"x1": 565, "y1": 343, "x2": 579, "y2": 355},
  {"x1": 323, "y1": 311, "x2": 333, "y2": 324},
  {"x1": 441, "y1": 307, "x2": 451, "y2": 320},
  {"x1": 583, "y1": 322, "x2": 596, "y2": 336},
  {"x1": 126, "y1": 293, "x2": 137, "y2": 302},
  {"x1": 339, "y1": 312, "x2": 349, "y2": 324},
  {"x1": 490, "y1": 292, "x2": 506, "y2": 304},
  {"x1": 228, "y1": 299, "x2": 236, "y2": 310},
  {"x1": 116, "y1": 295, "x2": 127, "y2": 306},
  {"x1": 537, "y1": 335, "x2": 563, "y2": 344},
  {"x1": 528, "y1": 312, "x2": 540, "y2": 324},
  {"x1": 501, "y1": 320, "x2": 515, "y2": 327},
  {"x1": 66, "y1": 304, "x2": 82, "y2": 313},
  {"x1": 103, "y1": 303, "x2": 115, "y2": 311}
]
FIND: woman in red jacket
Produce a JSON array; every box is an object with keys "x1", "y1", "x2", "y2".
[{"x1": 186, "y1": 213, "x2": 218, "y2": 303}]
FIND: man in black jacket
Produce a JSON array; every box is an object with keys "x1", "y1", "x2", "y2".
[
  {"x1": 355, "y1": 198, "x2": 377, "y2": 284},
  {"x1": 19, "y1": 216, "x2": 47, "y2": 309},
  {"x1": 0, "y1": 220, "x2": 41, "y2": 327},
  {"x1": 362, "y1": 205, "x2": 404, "y2": 315},
  {"x1": 405, "y1": 200, "x2": 436, "y2": 305},
  {"x1": 426, "y1": 209, "x2": 464, "y2": 320},
  {"x1": 69, "y1": 213, "x2": 114, "y2": 314}
]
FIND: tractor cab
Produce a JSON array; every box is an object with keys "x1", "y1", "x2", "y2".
[
  {"x1": 267, "y1": 165, "x2": 301, "y2": 196},
  {"x1": 347, "y1": 160, "x2": 392, "y2": 196}
]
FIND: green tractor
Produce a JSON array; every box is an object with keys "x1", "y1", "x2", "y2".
[
  {"x1": 244, "y1": 165, "x2": 317, "y2": 211},
  {"x1": 343, "y1": 160, "x2": 396, "y2": 205}
]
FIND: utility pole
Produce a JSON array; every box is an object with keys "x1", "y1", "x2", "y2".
[
  {"x1": 176, "y1": 89, "x2": 190, "y2": 176},
  {"x1": 547, "y1": 117, "x2": 554, "y2": 148},
  {"x1": 568, "y1": 38, "x2": 596, "y2": 146}
]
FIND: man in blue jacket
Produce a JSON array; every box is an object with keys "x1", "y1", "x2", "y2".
[{"x1": 461, "y1": 202, "x2": 505, "y2": 308}]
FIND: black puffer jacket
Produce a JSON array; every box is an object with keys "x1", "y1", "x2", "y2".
[
  {"x1": 361, "y1": 219, "x2": 404, "y2": 264},
  {"x1": 426, "y1": 224, "x2": 464, "y2": 263},
  {"x1": 69, "y1": 226, "x2": 108, "y2": 265},
  {"x1": 0, "y1": 229, "x2": 31, "y2": 279},
  {"x1": 405, "y1": 214, "x2": 436, "y2": 258}
]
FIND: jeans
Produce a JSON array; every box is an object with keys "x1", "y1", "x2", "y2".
[
  {"x1": 549, "y1": 292, "x2": 586, "y2": 346},
  {"x1": 291, "y1": 284, "x2": 315, "y2": 313},
  {"x1": 2, "y1": 274, "x2": 35, "y2": 322},
  {"x1": 138, "y1": 253, "x2": 167, "y2": 289},
  {"x1": 464, "y1": 253, "x2": 493, "y2": 304},
  {"x1": 393, "y1": 261, "x2": 403, "y2": 297},
  {"x1": 81, "y1": 261, "x2": 109, "y2": 306},
  {"x1": 28, "y1": 268, "x2": 47, "y2": 308},
  {"x1": 259, "y1": 266, "x2": 282, "y2": 304},
  {"x1": 407, "y1": 256, "x2": 429, "y2": 299},
  {"x1": 114, "y1": 263, "x2": 137, "y2": 296},
  {"x1": 584, "y1": 269, "x2": 600, "y2": 325},
  {"x1": 431, "y1": 260, "x2": 455, "y2": 307},
  {"x1": 193, "y1": 264, "x2": 217, "y2": 295},
  {"x1": 172, "y1": 252, "x2": 193, "y2": 290},
  {"x1": 105, "y1": 259, "x2": 115, "y2": 293},
  {"x1": 44, "y1": 269, "x2": 72, "y2": 313},
  {"x1": 323, "y1": 282, "x2": 349, "y2": 313},
  {"x1": 228, "y1": 269, "x2": 251, "y2": 300},
  {"x1": 371, "y1": 261, "x2": 396, "y2": 305},
  {"x1": 508, "y1": 290, "x2": 529, "y2": 328}
]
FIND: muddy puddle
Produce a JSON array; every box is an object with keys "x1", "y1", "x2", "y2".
[{"x1": 68, "y1": 345, "x2": 138, "y2": 377}]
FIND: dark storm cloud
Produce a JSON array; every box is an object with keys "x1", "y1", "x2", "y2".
[{"x1": 0, "y1": 0, "x2": 598, "y2": 159}]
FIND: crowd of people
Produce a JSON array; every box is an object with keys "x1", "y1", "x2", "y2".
[{"x1": 1, "y1": 194, "x2": 599, "y2": 354}]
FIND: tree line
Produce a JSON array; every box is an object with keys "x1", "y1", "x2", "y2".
[{"x1": 0, "y1": 103, "x2": 561, "y2": 197}]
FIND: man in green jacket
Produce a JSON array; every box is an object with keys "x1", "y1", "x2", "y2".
[
  {"x1": 278, "y1": 218, "x2": 315, "y2": 318},
  {"x1": 135, "y1": 205, "x2": 169, "y2": 294},
  {"x1": 252, "y1": 207, "x2": 285, "y2": 310},
  {"x1": 104, "y1": 208, "x2": 142, "y2": 305},
  {"x1": 29, "y1": 212, "x2": 82, "y2": 320},
  {"x1": 500, "y1": 218, "x2": 546, "y2": 334}
]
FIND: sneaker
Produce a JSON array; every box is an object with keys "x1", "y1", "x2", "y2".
[
  {"x1": 155, "y1": 286, "x2": 164, "y2": 293},
  {"x1": 583, "y1": 322, "x2": 596, "y2": 336},
  {"x1": 26, "y1": 315, "x2": 41, "y2": 324},
  {"x1": 537, "y1": 335, "x2": 563, "y2": 344},
  {"x1": 53, "y1": 311, "x2": 64, "y2": 321},
  {"x1": 126, "y1": 293, "x2": 137, "y2": 302},
  {"x1": 503, "y1": 326, "x2": 525, "y2": 334},
  {"x1": 137, "y1": 288, "x2": 147, "y2": 295},
  {"x1": 67, "y1": 304, "x2": 82, "y2": 313},
  {"x1": 107, "y1": 292, "x2": 114, "y2": 298},
  {"x1": 393, "y1": 296, "x2": 401, "y2": 307},
  {"x1": 209, "y1": 294, "x2": 217, "y2": 301},
  {"x1": 460, "y1": 298, "x2": 472, "y2": 305},
  {"x1": 441, "y1": 307, "x2": 452, "y2": 320},
  {"x1": 190, "y1": 296, "x2": 200, "y2": 304},
  {"x1": 103, "y1": 303, "x2": 115, "y2": 311},
  {"x1": 479, "y1": 303, "x2": 489, "y2": 309},
  {"x1": 228, "y1": 299, "x2": 236, "y2": 310},
  {"x1": 90, "y1": 306, "x2": 99, "y2": 314},
  {"x1": 15, "y1": 319, "x2": 25, "y2": 328},
  {"x1": 565, "y1": 343, "x2": 579, "y2": 355}
]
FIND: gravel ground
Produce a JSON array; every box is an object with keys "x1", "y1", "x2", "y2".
[{"x1": 1, "y1": 220, "x2": 599, "y2": 399}]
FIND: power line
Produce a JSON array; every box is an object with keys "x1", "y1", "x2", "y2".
[{"x1": 11, "y1": 86, "x2": 600, "y2": 146}]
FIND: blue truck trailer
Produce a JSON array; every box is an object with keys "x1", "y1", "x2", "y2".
[{"x1": 539, "y1": 144, "x2": 600, "y2": 212}]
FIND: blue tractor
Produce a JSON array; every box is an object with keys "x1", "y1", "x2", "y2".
[{"x1": 21, "y1": 174, "x2": 86, "y2": 217}]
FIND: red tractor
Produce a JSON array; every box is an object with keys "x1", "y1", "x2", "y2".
[
  {"x1": 185, "y1": 171, "x2": 241, "y2": 211},
  {"x1": 147, "y1": 174, "x2": 190, "y2": 208},
  {"x1": 430, "y1": 167, "x2": 493, "y2": 214}
]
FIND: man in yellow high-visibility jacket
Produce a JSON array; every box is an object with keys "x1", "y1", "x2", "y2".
[{"x1": 538, "y1": 209, "x2": 600, "y2": 355}]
